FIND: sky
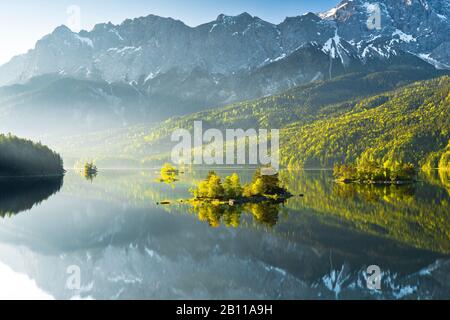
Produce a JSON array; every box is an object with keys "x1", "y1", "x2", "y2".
[{"x1": 0, "y1": 0, "x2": 339, "y2": 65}]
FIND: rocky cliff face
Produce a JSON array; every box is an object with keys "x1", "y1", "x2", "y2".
[
  {"x1": 0, "y1": 0, "x2": 448, "y2": 87},
  {"x1": 0, "y1": 0, "x2": 448, "y2": 139},
  {"x1": 320, "y1": 0, "x2": 450, "y2": 65}
]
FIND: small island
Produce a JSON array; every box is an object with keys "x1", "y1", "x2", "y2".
[
  {"x1": 83, "y1": 162, "x2": 98, "y2": 180},
  {"x1": 155, "y1": 168, "x2": 293, "y2": 228},
  {"x1": 157, "y1": 163, "x2": 180, "y2": 184},
  {"x1": 333, "y1": 158, "x2": 416, "y2": 184},
  {"x1": 0, "y1": 134, "x2": 64, "y2": 177},
  {"x1": 189, "y1": 168, "x2": 292, "y2": 205},
  {"x1": 154, "y1": 168, "x2": 294, "y2": 228}
]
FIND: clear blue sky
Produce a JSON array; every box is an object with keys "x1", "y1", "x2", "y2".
[{"x1": 0, "y1": 0, "x2": 339, "y2": 65}]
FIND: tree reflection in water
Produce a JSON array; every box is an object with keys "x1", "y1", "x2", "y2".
[
  {"x1": 154, "y1": 168, "x2": 450, "y2": 255},
  {"x1": 188, "y1": 201, "x2": 287, "y2": 228},
  {"x1": 0, "y1": 177, "x2": 63, "y2": 217},
  {"x1": 280, "y1": 169, "x2": 450, "y2": 255},
  {"x1": 83, "y1": 169, "x2": 98, "y2": 182}
]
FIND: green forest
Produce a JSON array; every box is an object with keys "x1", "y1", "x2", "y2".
[
  {"x1": 160, "y1": 75, "x2": 449, "y2": 170},
  {"x1": 282, "y1": 76, "x2": 450, "y2": 169},
  {"x1": 0, "y1": 134, "x2": 64, "y2": 176},
  {"x1": 54, "y1": 70, "x2": 450, "y2": 173}
]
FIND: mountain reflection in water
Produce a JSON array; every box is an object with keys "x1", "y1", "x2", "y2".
[{"x1": 0, "y1": 169, "x2": 448, "y2": 299}]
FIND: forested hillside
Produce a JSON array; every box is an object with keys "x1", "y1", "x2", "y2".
[
  {"x1": 423, "y1": 140, "x2": 450, "y2": 170},
  {"x1": 0, "y1": 134, "x2": 64, "y2": 176},
  {"x1": 54, "y1": 72, "x2": 450, "y2": 169},
  {"x1": 282, "y1": 76, "x2": 450, "y2": 168},
  {"x1": 54, "y1": 66, "x2": 446, "y2": 165},
  {"x1": 136, "y1": 67, "x2": 445, "y2": 139}
]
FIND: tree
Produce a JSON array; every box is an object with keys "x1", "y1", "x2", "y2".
[
  {"x1": 193, "y1": 179, "x2": 210, "y2": 198},
  {"x1": 333, "y1": 157, "x2": 416, "y2": 183},
  {"x1": 242, "y1": 183, "x2": 253, "y2": 197},
  {"x1": 251, "y1": 178, "x2": 265, "y2": 195},
  {"x1": 207, "y1": 173, "x2": 224, "y2": 198},
  {"x1": 248, "y1": 169, "x2": 282, "y2": 195},
  {"x1": 223, "y1": 173, "x2": 242, "y2": 199},
  {"x1": 191, "y1": 171, "x2": 224, "y2": 199},
  {"x1": 191, "y1": 169, "x2": 286, "y2": 199},
  {"x1": 223, "y1": 176, "x2": 233, "y2": 199},
  {"x1": 0, "y1": 134, "x2": 64, "y2": 176},
  {"x1": 160, "y1": 163, "x2": 179, "y2": 183},
  {"x1": 83, "y1": 162, "x2": 98, "y2": 181}
]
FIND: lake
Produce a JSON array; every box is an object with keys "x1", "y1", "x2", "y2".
[{"x1": 0, "y1": 168, "x2": 449, "y2": 299}]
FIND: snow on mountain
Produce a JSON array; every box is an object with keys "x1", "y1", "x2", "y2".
[{"x1": 0, "y1": 0, "x2": 448, "y2": 87}]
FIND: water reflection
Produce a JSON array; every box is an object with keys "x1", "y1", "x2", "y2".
[
  {"x1": 83, "y1": 170, "x2": 98, "y2": 182},
  {"x1": 0, "y1": 177, "x2": 63, "y2": 217},
  {"x1": 156, "y1": 169, "x2": 450, "y2": 255},
  {"x1": 0, "y1": 169, "x2": 448, "y2": 299},
  {"x1": 280, "y1": 170, "x2": 450, "y2": 255},
  {"x1": 332, "y1": 182, "x2": 416, "y2": 202},
  {"x1": 186, "y1": 201, "x2": 286, "y2": 228},
  {"x1": 423, "y1": 169, "x2": 450, "y2": 196},
  {"x1": 55, "y1": 168, "x2": 450, "y2": 258}
]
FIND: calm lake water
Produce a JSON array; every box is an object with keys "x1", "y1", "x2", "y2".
[{"x1": 0, "y1": 169, "x2": 449, "y2": 300}]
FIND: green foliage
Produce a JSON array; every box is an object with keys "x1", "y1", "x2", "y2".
[
  {"x1": 55, "y1": 69, "x2": 447, "y2": 165},
  {"x1": 223, "y1": 173, "x2": 242, "y2": 199},
  {"x1": 283, "y1": 76, "x2": 450, "y2": 168},
  {"x1": 422, "y1": 140, "x2": 450, "y2": 170},
  {"x1": 191, "y1": 169, "x2": 285, "y2": 200},
  {"x1": 84, "y1": 162, "x2": 97, "y2": 173},
  {"x1": 83, "y1": 162, "x2": 98, "y2": 181},
  {"x1": 280, "y1": 170, "x2": 450, "y2": 254},
  {"x1": 191, "y1": 171, "x2": 225, "y2": 199},
  {"x1": 188, "y1": 201, "x2": 281, "y2": 228},
  {"x1": 159, "y1": 163, "x2": 179, "y2": 184},
  {"x1": 333, "y1": 156, "x2": 416, "y2": 183},
  {"x1": 243, "y1": 168, "x2": 285, "y2": 196},
  {"x1": 439, "y1": 150, "x2": 450, "y2": 171},
  {"x1": 437, "y1": 141, "x2": 450, "y2": 171},
  {"x1": 206, "y1": 173, "x2": 224, "y2": 199},
  {"x1": 158, "y1": 76, "x2": 447, "y2": 170},
  {"x1": 250, "y1": 178, "x2": 265, "y2": 196},
  {"x1": 132, "y1": 75, "x2": 448, "y2": 170},
  {"x1": 0, "y1": 133, "x2": 64, "y2": 176}
]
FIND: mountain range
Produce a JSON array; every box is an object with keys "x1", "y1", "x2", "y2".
[
  {"x1": 1, "y1": 0, "x2": 449, "y2": 85},
  {"x1": 0, "y1": 0, "x2": 449, "y2": 138}
]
